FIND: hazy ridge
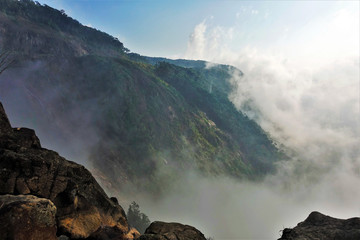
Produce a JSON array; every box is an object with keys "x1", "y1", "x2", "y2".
[{"x1": 0, "y1": 0, "x2": 284, "y2": 195}]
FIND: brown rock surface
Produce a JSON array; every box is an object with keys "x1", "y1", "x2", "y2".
[
  {"x1": 0, "y1": 194, "x2": 57, "y2": 240},
  {"x1": 279, "y1": 211, "x2": 360, "y2": 240},
  {"x1": 126, "y1": 228, "x2": 142, "y2": 239},
  {"x1": 139, "y1": 222, "x2": 206, "y2": 240},
  {"x1": 0, "y1": 102, "x2": 130, "y2": 239},
  {"x1": 87, "y1": 226, "x2": 140, "y2": 240}
]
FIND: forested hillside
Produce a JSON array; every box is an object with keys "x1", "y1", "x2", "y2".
[{"x1": 0, "y1": 0, "x2": 285, "y2": 194}]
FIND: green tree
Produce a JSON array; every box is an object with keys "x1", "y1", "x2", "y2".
[{"x1": 127, "y1": 201, "x2": 151, "y2": 234}]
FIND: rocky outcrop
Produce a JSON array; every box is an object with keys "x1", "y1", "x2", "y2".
[
  {"x1": 127, "y1": 228, "x2": 142, "y2": 239},
  {"x1": 0, "y1": 103, "x2": 11, "y2": 133},
  {"x1": 87, "y1": 226, "x2": 141, "y2": 240},
  {"x1": 0, "y1": 102, "x2": 131, "y2": 239},
  {"x1": 0, "y1": 102, "x2": 209, "y2": 240},
  {"x1": 139, "y1": 222, "x2": 207, "y2": 240},
  {"x1": 279, "y1": 211, "x2": 360, "y2": 240},
  {"x1": 0, "y1": 194, "x2": 57, "y2": 240}
]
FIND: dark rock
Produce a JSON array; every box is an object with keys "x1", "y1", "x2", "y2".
[
  {"x1": 0, "y1": 102, "x2": 12, "y2": 136},
  {"x1": 0, "y1": 102, "x2": 40, "y2": 151},
  {"x1": 140, "y1": 221, "x2": 206, "y2": 240},
  {"x1": 140, "y1": 235, "x2": 166, "y2": 240},
  {"x1": 127, "y1": 228, "x2": 142, "y2": 239},
  {"x1": 86, "y1": 225, "x2": 140, "y2": 240},
  {"x1": 12, "y1": 127, "x2": 42, "y2": 149},
  {"x1": 0, "y1": 194, "x2": 57, "y2": 240},
  {"x1": 87, "y1": 226, "x2": 125, "y2": 240},
  {"x1": 110, "y1": 196, "x2": 119, "y2": 205},
  {"x1": 0, "y1": 102, "x2": 131, "y2": 239},
  {"x1": 279, "y1": 211, "x2": 360, "y2": 240}
]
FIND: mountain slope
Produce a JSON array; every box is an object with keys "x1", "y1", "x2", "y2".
[
  {"x1": 0, "y1": 0, "x2": 285, "y2": 194},
  {"x1": 0, "y1": 0, "x2": 127, "y2": 58}
]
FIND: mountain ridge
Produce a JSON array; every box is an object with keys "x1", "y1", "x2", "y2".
[{"x1": 0, "y1": 0, "x2": 286, "y2": 194}]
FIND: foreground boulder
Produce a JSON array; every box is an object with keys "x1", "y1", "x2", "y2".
[
  {"x1": 279, "y1": 211, "x2": 360, "y2": 240},
  {"x1": 0, "y1": 194, "x2": 57, "y2": 240},
  {"x1": 0, "y1": 102, "x2": 131, "y2": 239},
  {"x1": 139, "y1": 222, "x2": 206, "y2": 240},
  {"x1": 87, "y1": 226, "x2": 141, "y2": 240}
]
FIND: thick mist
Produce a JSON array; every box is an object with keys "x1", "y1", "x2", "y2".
[
  {"x1": 0, "y1": 3, "x2": 358, "y2": 239},
  {"x1": 136, "y1": 6, "x2": 360, "y2": 240},
  {"x1": 0, "y1": 62, "x2": 99, "y2": 167},
  {"x1": 136, "y1": 170, "x2": 360, "y2": 239}
]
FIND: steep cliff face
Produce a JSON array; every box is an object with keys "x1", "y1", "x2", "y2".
[
  {"x1": 0, "y1": 102, "x2": 132, "y2": 239},
  {"x1": 0, "y1": 0, "x2": 286, "y2": 195}
]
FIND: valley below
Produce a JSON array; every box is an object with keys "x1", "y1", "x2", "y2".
[{"x1": 0, "y1": 0, "x2": 359, "y2": 239}]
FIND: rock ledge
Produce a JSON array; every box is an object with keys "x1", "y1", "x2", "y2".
[
  {"x1": 140, "y1": 221, "x2": 206, "y2": 240},
  {"x1": 279, "y1": 211, "x2": 360, "y2": 240}
]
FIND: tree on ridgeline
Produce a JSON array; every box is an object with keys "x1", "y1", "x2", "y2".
[{"x1": 127, "y1": 201, "x2": 151, "y2": 234}]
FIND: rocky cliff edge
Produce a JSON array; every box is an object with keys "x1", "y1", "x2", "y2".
[
  {"x1": 279, "y1": 211, "x2": 360, "y2": 240},
  {"x1": 0, "y1": 102, "x2": 133, "y2": 239}
]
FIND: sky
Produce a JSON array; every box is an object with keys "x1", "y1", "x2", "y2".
[
  {"x1": 35, "y1": 0, "x2": 359, "y2": 60},
  {"x1": 25, "y1": 0, "x2": 360, "y2": 239}
]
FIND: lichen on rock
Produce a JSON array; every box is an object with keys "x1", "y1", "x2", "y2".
[{"x1": 0, "y1": 194, "x2": 57, "y2": 240}]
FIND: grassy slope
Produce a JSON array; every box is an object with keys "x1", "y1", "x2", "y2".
[{"x1": 0, "y1": 0, "x2": 285, "y2": 193}]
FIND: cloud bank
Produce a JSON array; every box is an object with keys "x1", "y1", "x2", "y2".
[
  {"x1": 138, "y1": 4, "x2": 359, "y2": 239},
  {"x1": 0, "y1": 3, "x2": 358, "y2": 239}
]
